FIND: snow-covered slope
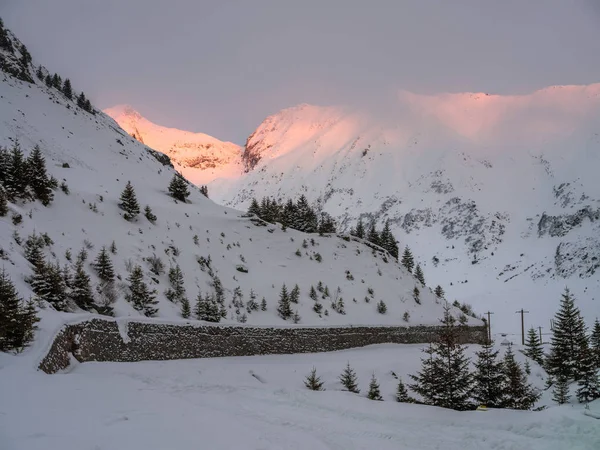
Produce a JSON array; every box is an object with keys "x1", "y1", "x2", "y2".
[
  {"x1": 208, "y1": 92, "x2": 600, "y2": 333},
  {"x1": 0, "y1": 27, "x2": 466, "y2": 330},
  {"x1": 104, "y1": 104, "x2": 243, "y2": 185}
]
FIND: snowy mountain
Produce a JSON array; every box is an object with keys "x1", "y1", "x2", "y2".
[
  {"x1": 104, "y1": 104, "x2": 243, "y2": 185},
  {"x1": 208, "y1": 94, "x2": 599, "y2": 333},
  {"x1": 0, "y1": 24, "x2": 468, "y2": 337}
]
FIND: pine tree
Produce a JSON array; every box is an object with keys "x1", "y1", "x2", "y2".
[
  {"x1": 304, "y1": 367, "x2": 324, "y2": 391},
  {"x1": 30, "y1": 261, "x2": 67, "y2": 311},
  {"x1": 144, "y1": 205, "x2": 157, "y2": 223},
  {"x1": 45, "y1": 74, "x2": 52, "y2": 87},
  {"x1": 401, "y1": 246, "x2": 414, "y2": 273},
  {"x1": 524, "y1": 327, "x2": 544, "y2": 366},
  {"x1": 260, "y1": 297, "x2": 267, "y2": 311},
  {"x1": 84, "y1": 99, "x2": 92, "y2": 113},
  {"x1": 52, "y1": 73, "x2": 61, "y2": 90},
  {"x1": 110, "y1": 240, "x2": 117, "y2": 254},
  {"x1": 125, "y1": 265, "x2": 158, "y2": 317},
  {"x1": 367, "y1": 374, "x2": 383, "y2": 400},
  {"x1": 367, "y1": 221, "x2": 380, "y2": 247},
  {"x1": 590, "y1": 318, "x2": 600, "y2": 368},
  {"x1": 168, "y1": 173, "x2": 190, "y2": 202},
  {"x1": 354, "y1": 218, "x2": 366, "y2": 239},
  {"x1": 395, "y1": 378, "x2": 412, "y2": 403},
  {"x1": 35, "y1": 65, "x2": 44, "y2": 80},
  {"x1": 547, "y1": 288, "x2": 588, "y2": 380},
  {"x1": 313, "y1": 301, "x2": 323, "y2": 315},
  {"x1": 247, "y1": 198, "x2": 261, "y2": 217},
  {"x1": 246, "y1": 289, "x2": 259, "y2": 311},
  {"x1": 180, "y1": 296, "x2": 191, "y2": 319},
  {"x1": 414, "y1": 264, "x2": 425, "y2": 286},
  {"x1": 70, "y1": 259, "x2": 94, "y2": 311},
  {"x1": 92, "y1": 247, "x2": 115, "y2": 283},
  {"x1": 472, "y1": 341, "x2": 505, "y2": 408},
  {"x1": 119, "y1": 181, "x2": 140, "y2": 221},
  {"x1": 409, "y1": 305, "x2": 473, "y2": 410},
  {"x1": 77, "y1": 92, "x2": 86, "y2": 108},
  {"x1": 165, "y1": 265, "x2": 186, "y2": 303},
  {"x1": 23, "y1": 232, "x2": 46, "y2": 268},
  {"x1": 0, "y1": 186, "x2": 7, "y2": 216},
  {"x1": 290, "y1": 284, "x2": 300, "y2": 304},
  {"x1": 309, "y1": 286, "x2": 317, "y2": 301},
  {"x1": 339, "y1": 362, "x2": 360, "y2": 393},
  {"x1": 376, "y1": 300, "x2": 387, "y2": 314},
  {"x1": 434, "y1": 285, "x2": 445, "y2": 299},
  {"x1": 195, "y1": 293, "x2": 220, "y2": 322},
  {"x1": 62, "y1": 78, "x2": 73, "y2": 99},
  {"x1": 502, "y1": 346, "x2": 540, "y2": 410},
  {"x1": 26, "y1": 145, "x2": 53, "y2": 206},
  {"x1": 317, "y1": 212, "x2": 337, "y2": 235},
  {"x1": 379, "y1": 219, "x2": 399, "y2": 259},
  {"x1": 5, "y1": 141, "x2": 28, "y2": 200},
  {"x1": 413, "y1": 286, "x2": 420, "y2": 304},
  {"x1": 277, "y1": 284, "x2": 292, "y2": 320},
  {"x1": 552, "y1": 375, "x2": 570, "y2": 405},
  {"x1": 0, "y1": 268, "x2": 24, "y2": 351},
  {"x1": 576, "y1": 343, "x2": 600, "y2": 403},
  {"x1": 0, "y1": 146, "x2": 9, "y2": 185}
]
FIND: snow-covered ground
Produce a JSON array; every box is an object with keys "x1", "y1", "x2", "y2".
[{"x1": 1, "y1": 342, "x2": 598, "y2": 450}]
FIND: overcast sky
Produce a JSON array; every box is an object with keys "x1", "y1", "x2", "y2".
[{"x1": 3, "y1": 0, "x2": 600, "y2": 143}]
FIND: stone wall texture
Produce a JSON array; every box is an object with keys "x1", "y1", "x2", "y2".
[{"x1": 39, "y1": 319, "x2": 487, "y2": 374}]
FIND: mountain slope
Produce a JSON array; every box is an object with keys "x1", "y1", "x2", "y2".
[
  {"x1": 209, "y1": 93, "x2": 600, "y2": 333},
  {"x1": 0, "y1": 26, "x2": 466, "y2": 339},
  {"x1": 104, "y1": 104, "x2": 243, "y2": 185}
]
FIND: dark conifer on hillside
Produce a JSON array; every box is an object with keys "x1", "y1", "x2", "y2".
[
  {"x1": 62, "y1": 78, "x2": 73, "y2": 100},
  {"x1": 277, "y1": 284, "x2": 292, "y2": 320},
  {"x1": 414, "y1": 264, "x2": 425, "y2": 286},
  {"x1": 339, "y1": 362, "x2": 360, "y2": 393},
  {"x1": 304, "y1": 367, "x2": 325, "y2": 391},
  {"x1": 472, "y1": 341, "x2": 505, "y2": 408},
  {"x1": 168, "y1": 173, "x2": 190, "y2": 202},
  {"x1": 5, "y1": 141, "x2": 28, "y2": 201},
  {"x1": 126, "y1": 265, "x2": 158, "y2": 317},
  {"x1": 289, "y1": 284, "x2": 300, "y2": 304},
  {"x1": 144, "y1": 205, "x2": 157, "y2": 224},
  {"x1": 52, "y1": 73, "x2": 62, "y2": 90},
  {"x1": 199, "y1": 185, "x2": 209, "y2": 198},
  {"x1": 30, "y1": 261, "x2": 67, "y2": 311},
  {"x1": 0, "y1": 268, "x2": 38, "y2": 352},
  {"x1": 590, "y1": 318, "x2": 600, "y2": 368},
  {"x1": 194, "y1": 292, "x2": 221, "y2": 322},
  {"x1": 350, "y1": 217, "x2": 366, "y2": 239},
  {"x1": 546, "y1": 288, "x2": 588, "y2": 381},
  {"x1": 576, "y1": 342, "x2": 600, "y2": 403},
  {"x1": 552, "y1": 375, "x2": 570, "y2": 405},
  {"x1": 501, "y1": 346, "x2": 540, "y2": 410},
  {"x1": 0, "y1": 186, "x2": 7, "y2": 216},
  {"x1": 434, "y1": 285, "x2": 445, "y2": 299},
  {"x1": 26, "y1": 145, "x2": 54, "y2": 206},
  {"x1": 524, "y1": 327, "x2": 544, "y2": 366},
  {"x1": 367, "y1": 374, "x2": 383, "y2": 400},
  {"x1": 401, "y1": 246, "x2": 414, "y2": 273},
  {"x1": 165, "y1": 264, "x2": 186, "y2": 304},
  {"x1": 247, "y1": 198, "x2": 261, "y2": 217},
  {"x1": 409, "y1": 305, "x2": 473, "y2": 410},
  {"x1": 119, "y1": 181, "x2": 140, "y2": 221},
  {"x1": 92, "y1": 246, "x2": 115, "y2": 283},
  {"x1": 35, "y1": 65, "x2": 44, "y2": 81},
  {"x1": 77, "y1": 92, "x2": 87, "y2": 109},
  {"x1": 366, "y1": 221, "x2": 380, "y2": 247},
  {"x1": 180, "y1": 296, "x2": 191, "y2": 319},
  {"x1": 44, "y1": 74, "x2": 52, "y2": 87},
  {"x1": 70, "y1": 259, "x2": 95, "y2": 311},
  {"x1": 395, "y1": 378, "x2": 412, "y2": 403}
]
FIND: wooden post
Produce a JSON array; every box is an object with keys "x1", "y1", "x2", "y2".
[
  {"x1": 538, "y1": 326, "x2": 543, "y2": 344},
  {"x1": 515, "y1": 309, "x2": 530, "y2": 345},
  {"x1": 485, "y1": 311, "x2": 494, "y2": 343}
]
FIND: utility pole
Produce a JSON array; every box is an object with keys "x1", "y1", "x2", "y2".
[
  {"x1": 515, "y1": 309, "x2": 530, "y2": 345},
  {"x1": 538, "y1": 326, "x2": 543, "y2": 344},
  {"x1": 485, "y1": 311, "x2": 494, "y2": 343}
]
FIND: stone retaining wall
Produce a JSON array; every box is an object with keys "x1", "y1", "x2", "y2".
[{"x1": 39, "y1": 318, "x2": 487, "y2": 374}]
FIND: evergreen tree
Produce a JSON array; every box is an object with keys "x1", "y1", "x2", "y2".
[
  {"x1": 590, "y1": 318, "x2": 600, "y2": 368},
  {"x1": 44, "y1": 74, "x2": 52, "y2": 87},
  {"x1": 36, "y1": 65, "x2": 44, "y2": 80},
  {"x1": 195, "y1": 293, "x2": 220, "y2": 322},
  {"x1": 246, "y1": 289, "x2": 259, "y2": 311},
  {"x1": 401, "y1": 246, "x2": 414, "y2": 273},
  {"x1": 309, "y1": 285, "x2": 318, "y2": 301},
  {"x1": 84, "y1": 99, "x2": 92, "y2": 113},
  {"x1": 168, "y1": 173, "x2": 190, "y2": 202},
  {"x1": 77, "y1": 92, "x2": 86, "y2": 108},
  {"x1": 0, "y1": 186, "x2": 7, "y2": 216},
  {"x1": 23, "y1": 232, "x2": 46, "y2": 268},
  {"x1": 277, "y1": 284, "x2": 292, "y2": 320},
  {"x1": 0, "y1": 268, "x2": 24, "y2": 351},
  {"x1": 353, "y1": 218, "x2": 365, "y2": 239},
  {"x1": 62, "y1": 78, "x2": 73, "y2": 99},
  {"x1": 367, "y1": 374, "x2": 383, "y2": 400},
  {"x1": 281, "y1": 198, "x2": 297, "y2": 229},
  {"x1": 434, "y1": 285, "x2": 445, "y2": 299},
  {"x1": 30, "y1": 261, "x2": 67, "y2": 311},
  {"x1": 52, "y1": 73, "x2": 61, "y2": 90},
  {"x1": 70, "y1": 259, "x2": 95, "y2": 311},
  {"x1": 295, "y1": 195, "x2": 318, "y2": 233},
  {"x1": 367, "y1": 221, "x2": 380, "y2": 247},
  {"x1": 26, "y1": 145, "x2": 53, "y2": 205},
  {"x1": 414, "y1": 264, "x2": 425, "y2": 286},
  {"x1": 524, "y1": 327, "x2": 544, "y2": 366},
  {"x1": 409, "y1": 305, "x2": 473, "y2": 410},
  {"x1": 247, "y1": 197, "x2": 261, "y2": 217},
  {"x1": 547, "y1": 288, "x2": 588, "y2": 380},
  {"x1": 376, "y1": 300, "x2": 387, "y2": 314},
  {"x1": 165, "y1": 265, "x2": 186, "y2": 303},
  {"x1": 110, "y1": 240, "x2": 117, "y2": 255},
  {"x1": 125, "y1": 265, "x2": 158, "y2": 317},
  {"x1": 304, "y1": 367, "x2": 324, "y2": 391},
  {"x1": 313, "y1": 301, "x2": 323, "y2": 315},
  {"x1": 0, "y1": 145, "x2": 9, "y2": 184},
  {"x1": 501, "y1": 346, "x2": 540, "y2": 410},
  {"x1": 575, "y1": 343, "x2": 600, "y2": 403},
  {"x1": 413, "y1": 286, "x2": 421, "y2": 304},
  {"x1": 552, "y1": 375, "x2": 570, "y2": 405},
  {"x1": 260, "y1": 297, "x2": 267, "y2": 311},
  {"x1": 379, "y1": 219, "x2": 399, "y2": 259},
  {"x1": 472, "y1": 340, "x2": 505, "y2": 408},
  {"x1": 92, "y1": 247, "x2": 115, "y2": 283},
  {"x1": 144, "y1": 205, "x2": 157, "y2": 223},
  {"x1": 339, "y1": 362, "x2": 360, "y2": 393},
  {"x1": 119, "y1": 181, "x2": 140, "y2": 221},
  {"x1": 395, "y1": 378, "x2": 412, "y2": 403},
  {"x1": 5, "y1": 141, "x2": 28, "y2": 200},
  {"x1": 290, "y1": 284, "x2": 300, "y2": 304},
  {"x1": 180, "y1": 296, "x2": 191, "y2": 319},
  {"x1": 317, "y1": 212, "x2": 337, "y2": 235}
]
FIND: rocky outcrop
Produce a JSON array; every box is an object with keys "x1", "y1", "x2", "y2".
[
  {"x1": 538, "y1": 207, "x2": 600, "y2": 238},
  {"x1": 39, "y1": 319, "x2": 487, "y2": 374}
]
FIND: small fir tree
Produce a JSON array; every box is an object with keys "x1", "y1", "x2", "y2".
[
  {"x1": 576, "y1": 343, "x2": 600, "y2": 403},
  {"x1": 92, "y1": 247, "x2": 115, "y2": 283},
  {"x1": 5, "y1": 141, "x2": 28, "y2": 201},
  {"x1": 125, "y1": 265, "x2": 158, "y2": 317},
  {"x1": 119, "y1": 181, "x2": 140, "y2": 221},
  {"x1": 354, "y1": 218, "x2": 365, "y2": 239},
  {"x1": 339, "y1": 362, "x2": 360, "y2": 393},
  {"x1": 1, "y1": 268, "x2": 35, "y2": 351},
  {"x1": 70, "y1": 259, "x2": 95, "y2": 311},
  {"x1": 309, "y1": 285, "x2": 318, "y2": 301},
  {"x1": 552, "y1": 375, "x2": 570, "y2": 405},
  {"x1": 434, "y1": 285, "x2": 445, "y2": 299},
  {"x1": 376, "y1": 300, "x2": 387, "y2": 314},
  {"x1": 247, "y1": 198, "x2": 261, "y2": 216},
  {"x1": 260, "y1": 297, "x2": 267, "y2": 311},
  {"x1": 26, "y1": 145, "x2": 54, "y2": 206},
  {"x1": 472, "y1": 340, "x2": 505, "y2": 408},
  {"x1": 367, "y1": 221, "x2": 380, "y2": 247},
  {"x1": 62, "y1": 78, "x2": 73, "y2": 99},
  {"x1": 180, "y1": 297, "x2": 191, "y2": 319},
  {"x1": 144, "y1": 205, "x2": 157, "y2": 223},
  {"x1": 414, "y1": 264, "x2": 425, "y2": 286},
  {"x1": 290, "y1": 284, "x2": 300, "y2": 304},
  {"x1": 413, "y1": 286, "x2": 421, "y2": 304},
  {"x1": 590, "y1": 318, "x2": 600, "y2": 368},
  {"x1": 30, "y1": 261, "x2": 67, "y2": 311},
  {"x1": 0, "y1": 186, "x2": 7, "y2": 216},
  {"x1": 304, "y1": 367, "x2": 324, "y2": 391},
  {"x1": 110, "y1": 240, "x2": 117, "y2": 254},
  {"x1": 168, "y1": 173, "x2": 190, "y2": 202},
  {"x1": 277, "y1": 284, "x2": 292, "y2": 320},
  {"x1": 524, "y1": 327, "x2": 544, "y2": 366},
  {"x1": 367, "y1": 374, "x2": 383, "y2": 401},
  {"x1": 395, "y1": 378, "x2": 412, "y2": 403},
  {"x1": 401, "y1": 247, "x2": 415, "y2": 273},
  {"x1": 165, "y1": 265, "x2": 186, "y2": 304},
  {"x1": 501, "y1": 346, "x2": 540, "y2": 410}
]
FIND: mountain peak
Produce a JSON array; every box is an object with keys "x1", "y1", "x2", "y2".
[{"x1": 104, "y1": 104, "x2": 143, "y2": 121}]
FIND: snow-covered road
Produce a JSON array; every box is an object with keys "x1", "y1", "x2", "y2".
[{"x1": 1, "y1": 344, "x2": 598, "y2": 450}]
